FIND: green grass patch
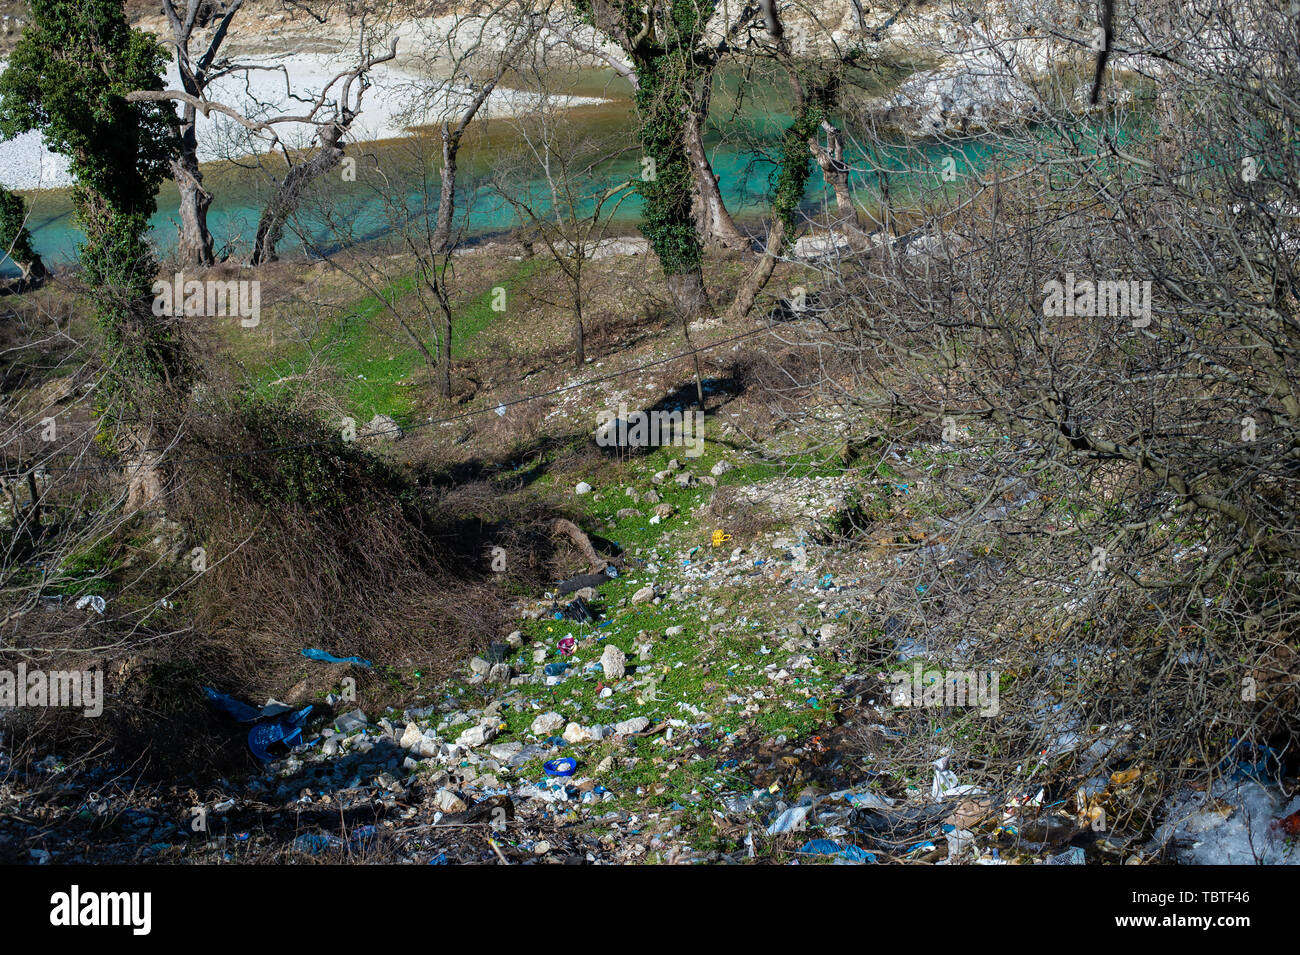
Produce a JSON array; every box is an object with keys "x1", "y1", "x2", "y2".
[{"x1": 250, "y1": 260, "x2": 543, "y2": 421}]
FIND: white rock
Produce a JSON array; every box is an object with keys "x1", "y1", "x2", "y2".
[
  {"x1": 531, "y1": 711, "x2": 566, "y2": 735},
  {"x1": 456, "y1": 721, "x2": 499, "y2": 748},
  {"x1": 632, "y1": 586, "x2": 656, "y2": 604},
  {"x1": 793, "y1": 231, "x2": 853, "y2": 260},
  {"x1": 563, "y1": 721, "x2": 592, "y2": 744},
  {"x1": 589, "y1": 237, "x2": 650, "y2": 260},
  {"x1": 490, "y1": 741, "x2": 522, "y2": 761},
  {"x1": 600, "y1": 645, "x2": 627, "y2": 679},
  {"x1": 615, "y1": 717, "x2": 651, "y2": 735},
  {"x1": 362, "y1": 413, "x2": 401, "y2": 442},
  {"x1": 575, "y1": 482, "x2": 593, "y2": 495},
  {"x1": 876, "y1": 60, "x2": 1034, "y2": 138},
  {"x1": 399, "y1": 722, "x2": 424, "y2": 750}
]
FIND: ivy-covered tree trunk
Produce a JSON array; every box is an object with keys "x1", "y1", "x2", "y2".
[
  {"x1": 665, "y1": 266, "x2": 709, "y2": 316},
  {"x1": 77, "y1": 190, "x2": 189, "y2": 393},
  {"x1": 730, "y1": 95, "x2": 819, "y2": 320},
  {"x1": 572, "y1": 0, "x2": 719, "y2": 318},
  {"x1": 0, "y1": 183, "x2": 47, "y2": 281},
  {"x1": 1, "y1": 0, "x2": 189, "y2": 507}
]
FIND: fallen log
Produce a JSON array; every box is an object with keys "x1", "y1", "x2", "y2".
[{"x1": 551, "y1": 518, "x2": 607, "y2": 574}]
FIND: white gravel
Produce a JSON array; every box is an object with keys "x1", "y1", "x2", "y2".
[{"x1": 0, "y1": 51, "x2": 606, "y2": 192}]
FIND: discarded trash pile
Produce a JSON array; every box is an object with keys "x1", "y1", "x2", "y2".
[{"x1": 4, "y1": 453, "x2": 1298, "y2": 864}]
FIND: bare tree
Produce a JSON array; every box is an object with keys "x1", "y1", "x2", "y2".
[
  {"x1": 289, "y1": 0, "x2": 549, "y2": 397},
  {"x1": 129, "y1": 9, "x2": 398, "y2": 265},
  {"x1": 154, "y1": 0, "x2": 247, "y2": 266},
  {"x1": 489, "y1": 36, "x2": 637, "y2": 367},
  {"x1": 413, "y1": 4, "x2": 543, "y2": 254},
  {"x1": 766, "y1": 0, "x2": 1300, "y2": 820}
]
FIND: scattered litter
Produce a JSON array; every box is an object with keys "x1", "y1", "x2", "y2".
[
  {"x1": 767, "y1": 805, "x2": 811, "y2": 834},
  {"x1": 798, "y1": 839, "x2": 876, "y2": 863},
  {"x1": 247, "y1": 706, "x2": 313, "y2": 762},
  {"x1": 301, "y1": 648, "x2": 372, "y2": 667},
  {"x1": 1045, "y1": 846, "x2": 1086, "y2": 865}
]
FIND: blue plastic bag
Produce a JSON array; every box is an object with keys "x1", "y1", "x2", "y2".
[{"x1": 301, "y1": 648, "x2": 372, "y2": 667}]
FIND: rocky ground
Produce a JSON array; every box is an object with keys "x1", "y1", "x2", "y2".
[{"x1": 8, "y1": 429, "x2": 1297, "y2": 865}]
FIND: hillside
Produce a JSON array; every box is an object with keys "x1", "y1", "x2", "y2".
[{"x1": 1, "y1": 0, "x2": 1298, "y2": 887}]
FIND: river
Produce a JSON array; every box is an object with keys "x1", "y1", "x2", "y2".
[{"x1": 8, "y1": 63, "x2": 1008, "y2": 273}]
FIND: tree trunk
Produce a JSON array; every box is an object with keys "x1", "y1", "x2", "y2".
[
  {"x1": 432, "y1": 122, "x2": 458, "y2": 254},
  {"x1": 251, "y1": 123, "x2": 346, "y2": 265},
  {"x1": 20, "y1": 254, "x2": 46, "y2": 283},
  {"x1": 172, "y1": 156, "x2": 215, "y2": 267},
  {"x1": 573, "y1": 304, "x2": 585, "y2": 368},
  {"x1": 809, "y1": 120, "x2": 860, "y2": 230},
  {"x1": 124, "y1": 429, "x2": 164, "y2": 513},
  {"x1": 667, "y1": 265, "x2": 711, "y2": 321},
  {"x1": 729, "y1": 217, "x2": 787, "y2": 320},
  {"x1": 437, "y1": 294, "x2": 452, "y2": 399},
  {"x1": 681, "y1": 314, "x2": 706, "y2": 409},
  {"x1": 171, "y1": 104, "x2": 215, "y2": 267},
  {"x1": 686, "y1": 91, "x2": 746, "y2": 248}
]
